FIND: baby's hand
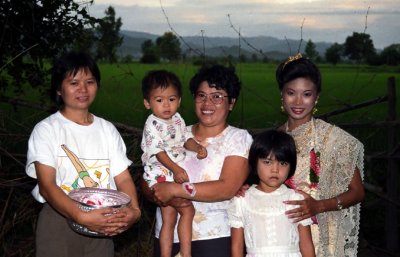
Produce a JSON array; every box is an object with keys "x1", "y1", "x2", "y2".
[
  {"x1": 196, "y1": 145, "x2": 207, "y2": 159},
  {"x1": 173, "y1": 167, "x2": 189, "y2": 184}
]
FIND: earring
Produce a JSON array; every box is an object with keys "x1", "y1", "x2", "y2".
[
  {"x1": 312, "y1": 100, "x2": 318, "y2": 115},
  {"x1": 280, "y1": 99, "x2": 285, "y2": 113}
]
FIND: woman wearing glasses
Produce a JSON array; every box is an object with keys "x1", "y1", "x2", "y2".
[{"x1": 148, "y1": 64, "x2": 253, "y2": 257}]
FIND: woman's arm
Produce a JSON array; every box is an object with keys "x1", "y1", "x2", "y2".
[
  {"x1": 298, "y1": 225, "x2": 315, "y2": 257},
  {"x1": 110, "y1": 169, "x2": 141, "y2": 233},
  {"x1": 231, "y1": 227, "x2": 245, "y2": 257},
  {"x1": 285, "y1": 168, "x2": 364, "y2": 221},
  {"x1": 139, "y1": 175, "x2": 192, "y2": 208},
  {"x1": 323, "y1": 167, "x2": 364, "y2": 211},
  {"x1": 153, "y1": 155, "x2": 249, "y2": 203}
]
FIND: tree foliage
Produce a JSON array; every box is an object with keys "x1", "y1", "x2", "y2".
[
  {"x1": 140, "y1": 40, "x2": 160, "y2": 64},
  {"x1": 95, "y1": 6, "x2": 123, "y2": 63},
  {"x1": 343, "y1": 32, "x2": 375, "y2": 62},
  {"x1": 0, "y1": 0, "x2": 97, "y2": 96},
  {"x1": 325, "y1": 43, "x2": 343, "y2": 65},
  {"x1": 156, "y1": 32, "x2": 181, "y2": 62},
  {"x1": 323, "y1": 35, "x2": 398, "y2": 66},
  {"x1": 304, "y1": 40, "x2": 319, "y2": 61},
  {"x1": 380, "y1": 44, "x2": 400, "y2": 66},
  {"x1": 72, "y1": 28, "x2": 97, "y2": 56}
]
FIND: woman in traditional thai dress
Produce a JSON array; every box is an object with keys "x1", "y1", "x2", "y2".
[{"x1": 277, "y1": 53, "x2": 365, "y2": 257}]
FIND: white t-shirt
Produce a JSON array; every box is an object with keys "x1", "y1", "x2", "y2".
[
  {"x1": 26, "y1": 111, "x2": 132, "y2": 203},
  {"x1": 155, "y1": 125, "x2": 253, "y2": 242},
  {"x1": 228, "y1": 185, "x2": 313, "y2": 257}
]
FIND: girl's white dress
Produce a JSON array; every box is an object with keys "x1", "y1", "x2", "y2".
[{"x1": 228, "y1": 184, "x2": 313, "y2": 257}]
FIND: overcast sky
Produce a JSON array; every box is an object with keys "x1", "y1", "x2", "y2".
[{"x1": 86, "y1": 0, "x2": 400, "y2": 49}]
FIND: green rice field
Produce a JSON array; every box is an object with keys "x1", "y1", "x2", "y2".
[
  {"x1": 3, "y1": 62, "x2": 399, "y2": 131},
  {"x1": 89, "y1": 62, "x2": 400, "y2": 129}
]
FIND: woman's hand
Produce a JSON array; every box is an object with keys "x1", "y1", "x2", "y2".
[
  {"x1": 103, "y1": 206, "x2": 141, "y2": 236},
  {"x1": 235, "y1": 184, "x2": 250, "y2": 197},
  {"x1": 284, "y1": 190, "x2": 320, "y2": 223},
  {"x1": 140, "y1": 176, "x2": 191, "y2": 207},
  {"x1": 111, "y1": 169, "x2": 141, "y2": 235},
  {"x1": 75, "y1": 207, "x2": 121, "y2": 235},
  {"x1": 285, "y1": 168, "x2": 364, "y2": 223},
  {"x1": 152, "y1": 182, "x2": 178, "y2": 204}
]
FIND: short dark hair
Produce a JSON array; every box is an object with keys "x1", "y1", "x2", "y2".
[
  {"x1": 189, "y1": 64, "x2": 241, "y2": 103},
  {"x1": 248, "y1": 129, "x2": 297, "y2": 184},
  {"x1": 276, "y1": 56, "x2": 321, "y2": 93},
  {"x1": 141, "y1": 70, "x2": 182, "y2": 100},
  {"x1": 50, "y1": 52, "x2": 100, "y2": 107}
]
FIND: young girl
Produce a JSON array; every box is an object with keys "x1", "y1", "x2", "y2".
[
  {"x1": 140, "y1": 70, "x2": 207, "y2": 257},
  {"x1": 228, "y1": 129, "x2": 315, "y2": 257}
]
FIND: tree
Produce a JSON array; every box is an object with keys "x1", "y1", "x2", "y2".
[
  {"x1": 380, "y1": 44, "x2": 400, "y2": 66},
  {"x1": 121, "y1": 54, "x2": 133, "y2": 63},
  {"x1": 343, "y1": 32, "x2": 375, "y2": 62},
  {"x1": 239, "y1": 54, "x2": 247, "y2": 63},
  {"x1": 251, "y1": 54, "x2": 259, "y2": 63},
  {"x1": 72, "y1": 28, "x2": 97, "y2": 56},
  {"x1": 140, "y1": 40, "x2": 160, "y2": 64},
  {"x1": 156, "y1": 32, "x2": 181, "y2": 62},
  {"x1": 0, "y1": 0, "x2": 96, "y2": 96},
  {"x1": 325, "y1": 43, "x2": 343, "y2": 65},
  {"x1": 304, "y1": 39, "x2": 319, "y2": 61},
  {"x1": 95, "y1": 6, "x2": 123, "y2": 63}
]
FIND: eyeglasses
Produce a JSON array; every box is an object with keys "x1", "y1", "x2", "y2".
[{"x1": 194, "y1": 92, "x2": 229, "y2": 105}]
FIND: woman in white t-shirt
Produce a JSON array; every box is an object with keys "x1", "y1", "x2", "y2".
[
  {"x1": 26, "y1": 52, "x2": 141, "y2": 257},
  {"x1": 143, "y1": 64, "x2": 253, "y2": 257}
]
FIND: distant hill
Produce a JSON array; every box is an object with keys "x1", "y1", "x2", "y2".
[{"x1": 118, "y1": 30, "x2": 332, "y2": 60}]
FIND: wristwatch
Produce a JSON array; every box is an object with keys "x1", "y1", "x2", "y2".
[{"x1": 336, "y1": 196, "x2": 343, "y2": 210}]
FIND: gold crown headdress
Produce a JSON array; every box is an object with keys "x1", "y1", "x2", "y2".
[{"x1": 282, "y1": 53, "x2": 303, "y2": 69}]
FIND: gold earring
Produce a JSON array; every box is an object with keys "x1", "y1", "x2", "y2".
[
  {"x1": 280, "y1": 99, "x2": 285, "y2": 113},
  {"x1": 312, "y1": 100, "x2": 318, "y2": 115}
]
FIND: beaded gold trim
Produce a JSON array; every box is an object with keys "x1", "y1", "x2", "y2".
[{"x1": 283, "y1": 53, "x2": 303, "y2": 69}]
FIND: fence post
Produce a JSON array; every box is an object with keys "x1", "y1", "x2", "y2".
[{"x1": 385, "y1": 76, "x2": 398, "y2": 253}]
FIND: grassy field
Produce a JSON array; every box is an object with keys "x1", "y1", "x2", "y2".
[
  {"x1": 4, "y1": 62, "x2": 398, "y2": 130},
  {"x1": 86, "y1": 62, "x2": 400, "y2": 129}
]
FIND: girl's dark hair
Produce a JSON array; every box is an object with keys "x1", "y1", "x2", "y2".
[
  {"x1": 276, "y1": 55, "x2": 321, "y2": 93},
  {"x1": 141, "y1": 70, "x2": 182, "y2": 100},
  {"x1": 189, "y1": 64, "x2": 241, "y2": 103},
  {"x1": 247, "y1": 129, "x2": 297, "y2": 185},
  {"x1": 50, "y1": 52, "x2": 100, "y2": 107}
]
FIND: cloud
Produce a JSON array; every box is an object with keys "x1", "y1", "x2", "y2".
[{"x1": 88, "y1": 0, "x2": 400, "y2": 48}]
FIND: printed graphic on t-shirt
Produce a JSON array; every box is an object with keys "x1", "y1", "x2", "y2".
[{"x1": 59, "y1": 144, "x2": 110, "y2": 192}]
